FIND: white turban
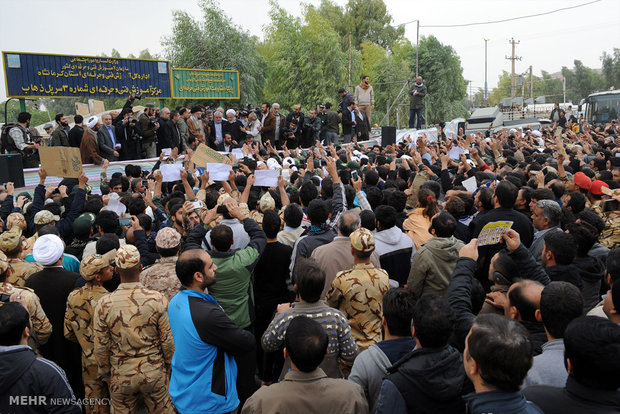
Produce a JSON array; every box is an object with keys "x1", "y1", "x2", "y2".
[
  {"x1": 33, "y1": 234, "x2": 65, "y2": 266},
  {"x1": 225, "y1": 109, "x2": 236, "y2": 117},
  {"x1": 86, "y1": 116, "x2": 99, "y2": 129},
  {"x1": 532, "y1": 130, "x2": 542, "y2": 137}
]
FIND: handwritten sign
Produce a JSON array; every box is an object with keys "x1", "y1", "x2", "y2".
[
  {"x1": 477, "y1": 221, "x2": 513, "y2": 246},
  {"x1": 3, "y1": 51, "x2": 171, "y2": 98},
  {"x1": 191, "y1": 143, "x2": 228, "y2": 166},
  {"x1": 171, "y1": 68, "x2": 239, "y2": 99},
  {"x1": 39, "y1": 146, "x2": 83, "y2": 178}
]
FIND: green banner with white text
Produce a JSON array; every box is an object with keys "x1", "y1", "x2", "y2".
[{"x1": 171, "y1": 68, "x2": 239, "y2": 100}]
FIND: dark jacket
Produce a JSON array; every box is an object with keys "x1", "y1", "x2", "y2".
[
  {"x1": 223, "y1": 119, "x2": 244, "y2": 142},
  {"x1": 215, "y1": 141, "x2": 240, "y2": 152},
  {"x1": 97, "y1": 124, "x2": 118, "y2": 161},
  {"x1": 0, "y1": 345, "x2": 81, "y2": 413},
  {"x1": 545, "y1": 264, "x2": 583, "y2": 290},
  {"x1": 473, "y1": 207, "x2": 534, "y2": 290},
  {"x1": 463, "y1": 390, "x2": 543, "y2": 414},
  {"x1": 376, "y1": 345, "x2": 473, "y2": 414},
  {"x1": 68, "y1": 125, "x2": 83, "y2": 148},
  {"x1": 572, "y1": 256, "x2": 605, "y2": 313},
  {"x1": 409, "y1": 83, "x2": 427, "y2": 109},
  {"x1": 50, "y1": 125, "x2": 70, "y2": 147},
  {"x1": 260, "y1": 112, "x2": 276, "y2": 144},
  {"x1": 79, "y1": 129, "x2": 103, "y2": 165},
  {"x1": 138, "y1": 112, "x2": 157, "y2": 144},
  {"x1": 342, "y1": 108, "x2": 356, "y2": 136},
  {"x1": 29, "y1": 185, "x2": 86, "y2": 243},
  {"x1": 340, "y1": 91, "x2": 355, "y2": 112},
  {"x1": 302, "y1": 115, "x2": 321, "y2": 148},
  {"x1": 156, "y1": 117, "x2": 179, "y2": 153},
  {"x1": 115, "y1": 122, "x2": 143, "y2": 161},
  {"x1": 25, "y1": 267, "x2": 82, "y2": 398},
  {"x1": 325, "y1": 110, "x2": 340, "y2": 133},
  {"x1": 523, "y1": 376, "x2": 620, "y2": 414},
  {"x1": 281, "y1": 124, "x2": 301, "y2": 149},
  {"x1": 285, "y1": 111, "x2": 305, "y2": 131}
]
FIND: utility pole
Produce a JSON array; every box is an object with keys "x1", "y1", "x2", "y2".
[
  {"x1": 529, "y1": 65, "x2": 533, "y2": 101},
  {"x1": 416, "y1": 20, "x2": 420, "y2": 77},
  {"x1": 505, "y1": 38, "x2": 521, "y2": 102},
  {"x1": 483, "y1": 38, "x2": 489, "y2": 105}
]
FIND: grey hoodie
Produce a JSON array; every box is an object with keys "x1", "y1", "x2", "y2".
[{"x1": 407, "y1": 236, "x2": 465, "y2": 298}]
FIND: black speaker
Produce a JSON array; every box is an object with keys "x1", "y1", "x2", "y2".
[
  {"x1": 381, "y1": 126, "x2": 396, "y2": 147},
  {"x1": 0, "y1": 154, "x2": 25, "y2": 188}
]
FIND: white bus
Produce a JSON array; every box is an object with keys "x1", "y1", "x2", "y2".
[{"x1": 580, "y1": 89, "x2": 620, "y2": 123}]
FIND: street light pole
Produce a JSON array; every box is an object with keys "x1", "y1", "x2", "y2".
[{"x1": 483, "y1": 38, "x2": 489, "y2": 105}]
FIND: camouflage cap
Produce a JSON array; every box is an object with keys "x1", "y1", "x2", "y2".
[
  {"x1": 155, "y1": 227, "x2": 181, "y2": 249},
  {"x1": 34, "y1": 210, "x2": 60, "y2": 225},
  {"x1": 350, "y1": 227, "x2": 375, "y2": 253},
  {"x1": 0, "y1": 228, "x2": 22, "y2": 253},
  {"x1": 6, "y1": 213, "x2": 27, "y2": 232},
  {"x1": 115, "y1": 244, "x2": 140, "y2": 269},
  {"x1": 259, "y1": 192, "x2": 275, "y2": 212},
  {"x1": 80, "y1": 250, "x2": 116, "y2": 281},
  {"x1": 0, "y1": 251, "x2": 8, "y2": 273}
]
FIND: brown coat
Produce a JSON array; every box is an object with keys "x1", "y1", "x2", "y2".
[
  {"x1": 261, "y1": 112, "x2": 276, "y2": 144},
  {"x1": 80, "y1": 129, "x2": 103, "y2": 165},
  {"x1": 242, "y1": 368, "x2": 368, "y2": 414}
]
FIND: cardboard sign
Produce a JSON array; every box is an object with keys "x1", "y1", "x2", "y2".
[
  {"x1": 191, "y1": 143, "x2": 228, "y2": 166},
  {"x1": 39, "y1": 146, "x2": 83, "y2": 178}
]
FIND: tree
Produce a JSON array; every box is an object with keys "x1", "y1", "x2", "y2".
[
  {"x1": 411, "y1": 35, "x2": 468, "y2": 123},
  {"x1": 341, "y1": 0, "x2": 404, "y2": 51},
  {"x1": 162, "y1": 0, "x2": 266, "y2": 107},
  {"x1": 260, "y1": 1, "x2": 360, "y2": 111},
  {"x1": 561, "y1": 60, "x2": 606, "y2": 103},
  {"x1": 601, "y1": 48, "x2": 620, "y2": 90}
]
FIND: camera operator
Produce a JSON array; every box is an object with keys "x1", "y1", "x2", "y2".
[
  {"x1": 139, "y1": 103, "x2": 160, "y2": 158},
  {"x1": 156, "y1": 107, "x2": 179, "y2": 154},
  {"x1": 282, "y1": 119, "x2": 301, "y2": 149},
  {"x1": 301, "y1": 108, "x2": 321, "y2": 148},
  {"x1": 116, "y1": 110, "x2": 143, "y2": 161}
]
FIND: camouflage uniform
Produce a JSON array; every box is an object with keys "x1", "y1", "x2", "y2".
[
  {"x1": 0, "y1": 252, "x2": 52, "y2": 349},
  {"x1": 139, "y1": 227, "x2": 181, "y2": 302},
  {"x1": 591, "y1": 199, "x2": 620, "y2": 249},
  {"x1": 93, "y1": 245, "x2": 175, "y2": 413},
  {"x1": 325, "y1": 228, "x2": 390, "y2": 352},
  {"x1": 139, "y1": 257, "x2": 180, "y2": 302},
  {"x1": 0, "y1": 228, "x2": 42, "y2": 287},
  {"x1": 7, "y1": 258, "x2": 42, "y2": 287},
  {"x1": 64, "y1": 251, "x2": 115, "y2": 414}
]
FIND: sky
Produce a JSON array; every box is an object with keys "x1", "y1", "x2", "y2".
[{"x1": 1, "y1": 0, "x2": 619, "y2": 103}]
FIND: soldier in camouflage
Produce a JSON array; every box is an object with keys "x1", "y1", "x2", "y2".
[
  {"x1": 326, "y1": 227, "x2": 390, "y2": 352},
  {"x1": 0, "y1": 250, "x2": 51, "y2": 351},
  {"x1": 0, "y1": 227, "x2": 42, "y2": 287},
  {"x1": 139, "y1": 227, "x2": 181, "y2": 301},
  {"x1": 64, "y1": 250, "x2": 116, "y2": 413},
  {"x1": 93, "y1": 245, "x2": 175, "y2": 413}
]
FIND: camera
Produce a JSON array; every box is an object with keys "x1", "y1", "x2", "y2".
[
  {"x1": 128, "y1": 94, "x2": 142, "y2": 102},
  {"x1": 246, "y1": 103, "x2": 253, "y2": 110}
]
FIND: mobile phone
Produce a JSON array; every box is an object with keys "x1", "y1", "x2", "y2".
[
  {"x1": 351, "y1": 170, "x2": 359, "y2": 181},
  {"x1": 189, "y1": 200, "x2": 204, "y2": 211},
  {"x1": 119, "y1": 217, "x2": 131, "y2": 226},
  {"x1": 142, "y1": 180, "x2": 148, "y2": 188},
  {"x1": 0, "y1": 293, "x2": 11, "y2": 303},
  {"x1": 603, "y1": 199, "x2": 619, "y2": 212}
]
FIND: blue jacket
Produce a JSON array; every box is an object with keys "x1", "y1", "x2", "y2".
[{"x1": 168, "y1": 289, "x2": 255, "y2": 413}]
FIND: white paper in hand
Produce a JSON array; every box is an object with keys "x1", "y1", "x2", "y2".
[
  {"x1": 160, "y1": 164, "x2": 183, "y2": 182},
  {"x1": 106, "y1": 198, "x2": 126, "y2": 216},
  {"x1": 162, "y1": 148, "x2": 172, "y2": 156},
  {"x1": 206, "y1": 163, "x2": 232, "y2": 181},
  {"x1": 462, "y1": 176, "x2": 478, "y2": 193},
  {"x1": 232, "y1": 148, "x2": 244, "y2": 159},
  {"x1": 253, "y1": 169, "x2": 279, "y2": 187},
  {"x1": 448, "y1": 146, "x2": 464, "y2": 160}
]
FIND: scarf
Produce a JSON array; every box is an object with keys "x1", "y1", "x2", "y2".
[
  {"x1": 359, "y1": 82, "x2": 370, "y2": 90},
  {"x1": 308, "y1": 223, "x2": 330, "y2": 235}
]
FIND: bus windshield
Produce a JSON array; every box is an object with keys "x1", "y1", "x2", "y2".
[{"x1": 586, "y1": 94, "x2": 620, "y2": 123}]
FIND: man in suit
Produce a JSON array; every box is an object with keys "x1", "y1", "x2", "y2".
[
  {"x1": 341, "y1": 101, "x2": 356, "y2": 144},
  {"x1": 258, "y1": 102, "x2": 276, "y2": 146},
  {"x1": 68, "y1": 115, "x2": 84, "y2": 148},
  {"x1": 529, "y1": 200, "x2": 563, "y2": 263},
  {"x1": 97, "y1": 113, "x2": 120, "y2": 161},
  {"x1": 208, "y1": 111, "x2": 225, "y2": 150},
  {"x1": 156, "y1": 107, "x2": 179, "y2": 154}
]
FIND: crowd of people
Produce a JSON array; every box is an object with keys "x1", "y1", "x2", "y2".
[{"x1": 0, "y1": 90, "x2": 619, "y2": 414}]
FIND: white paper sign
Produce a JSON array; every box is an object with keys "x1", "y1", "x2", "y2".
[
  {"x1": 462, "y1": 176, "x2": 478, "y2": 193},
  {"x1": 160, "y1": 164, "x2": 183, "y2": 182},
  {"x1": 206, "y1": 163, "x2": 232, "y2": 181},
  {"x1": 232, "y1": 148, "x2": 244, "y2": 159},
  {"x1": 448, "y1": 146, "x2": 465, "y2": 160},
  {"x1": 253, "y1": 169, "x2": 279, "y2": 187},
  {"x1": 106, "y1": 198, "x2": 126, "y2": 216},
  {"x1": 162, "y1": 148, "x2": 172, "y2": 156}
]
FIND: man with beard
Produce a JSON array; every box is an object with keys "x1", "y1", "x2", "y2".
[
  {"x1": 50, "y1": 113, "x2": 70, "y2": 147},
  {"x1": 116, "y1": 110, "x2": 142, "y2": 160},
  {"x1": 6, "y1": 112, "x2": 40, "y2": 168},
  {"x1": 80, "y1": 116, "x2": 104, "y2": 165},
  {"x1": 168, "y1": 249, "x2": 255, "y2": 414}
]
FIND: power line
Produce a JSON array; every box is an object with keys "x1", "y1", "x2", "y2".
[{"x1": 394, "y1": 0, "x2": 602, "y2": 28}]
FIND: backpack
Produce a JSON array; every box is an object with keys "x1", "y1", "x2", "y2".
[{"x1": 0, "y1": 123, "x2": 19, "y2": 154}]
